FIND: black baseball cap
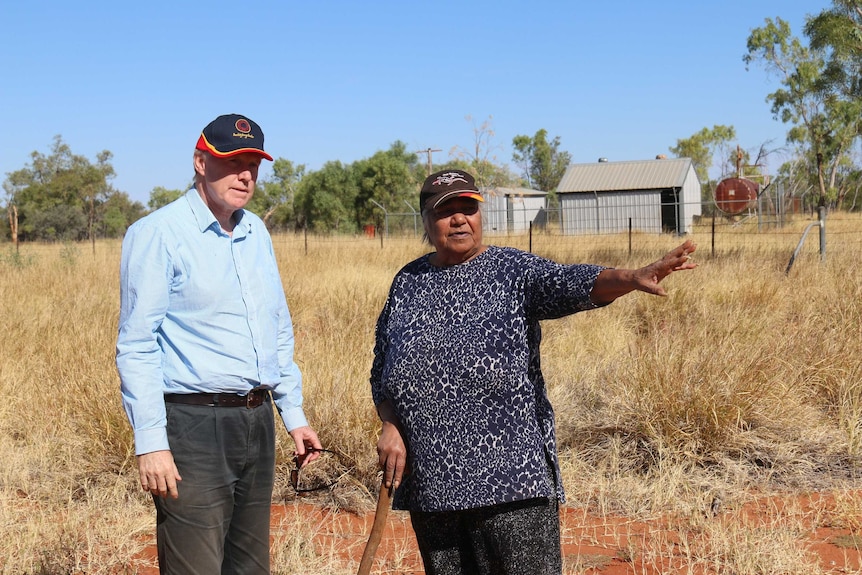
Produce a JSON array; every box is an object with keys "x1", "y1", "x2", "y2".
[
  {"x1": 195, "y1": 114, "x2": 273, "y2": 161},
  {"x1": 419, "y1": 169, "x2": 484, "y2": 212}
]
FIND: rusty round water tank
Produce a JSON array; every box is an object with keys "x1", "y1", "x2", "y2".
[{"x1": 714, "y1": 178, "x2": 758, "y2": 214}]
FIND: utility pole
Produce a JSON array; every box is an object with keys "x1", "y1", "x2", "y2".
[{"x1": 414, "y1": 147, "x2": 441, "y2": 176}]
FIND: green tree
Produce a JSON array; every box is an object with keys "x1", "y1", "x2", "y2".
[
  {"x1": 26, "y1": 204, "x2": 88, "y2": 241},
  {"x1": 511, "y1": 129, "x2": 572, "y2": 206},
  {"x1": 294, "y1": 161, "x2": 356, "y2": 233},
  {"x1": 669, "y1": 125, "x2": 739, "y2": 211},
  {"x1": 84, "y1": 150, "x2": 117, "y2": 244},
  {"x1": 352, "y1": 141, "x2": 422, "y2": 228},
  {"x1": 148, "y1": 186, "x2": 185, "y2": 210},
  {"x1": 669, "y1": 125, "x2": 737, "y2": 185},
  {"x1": 805, "y1": 0, "x2": 862, "y2": 101},
  {"x1": 248, "y1": 158, "x2": 306, "y2": 230},
  {"x1": 805, "y1": 0, "x2": 862, "y2": 209},
  {"x1": 745, "y1": 16, "x2": 861, "y2": 208},
  {"x1": 3, "y1": 136, "x2": 121, "y2": 241},
  {"x1": 101, "y1": 191, "x2": 147, "y2": 236}
]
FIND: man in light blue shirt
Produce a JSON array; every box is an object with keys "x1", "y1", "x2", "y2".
[{"x1": 116, "y1": 114, "x2": 321, "y2": 574}]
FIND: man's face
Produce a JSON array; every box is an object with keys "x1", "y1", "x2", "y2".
[{"x1": 196, "y1": 152, "x2": 261, "y2": 220}]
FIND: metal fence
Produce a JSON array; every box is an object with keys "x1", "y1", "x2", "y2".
[
  {"x1": 371, "y1": 199, "x2": 833, "y2": 236},
  {"x1": 370, "y1": 180, "x2": 812, "y2": 239},
  {"x1": 273, "y1": 199, "x2": 862, "y2": 271}
]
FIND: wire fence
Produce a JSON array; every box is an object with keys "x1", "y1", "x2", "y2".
[
  {"x1": 368, "y1": 188, "x2": 816, "y2": 238},
  {"x1": 271, "y1": 201, "x2": 862, "y2": 271}
]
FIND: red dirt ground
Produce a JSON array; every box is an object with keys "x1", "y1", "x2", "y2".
[{"x1": 129, "y1": 492, "x2": 861, "y2": 574}]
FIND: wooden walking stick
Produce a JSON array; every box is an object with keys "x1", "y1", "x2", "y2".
[{"x1": 357, "y1": 481, "x2": 394, "y2": 575}]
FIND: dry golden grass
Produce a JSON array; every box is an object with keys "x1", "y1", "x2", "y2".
[{"x1": 1, "y1": 212, "x2": 861, "y2": 573}]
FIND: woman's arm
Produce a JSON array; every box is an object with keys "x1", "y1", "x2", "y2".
[{"x1": 590, "y1": 240, "x2": 697, "y2": 304}]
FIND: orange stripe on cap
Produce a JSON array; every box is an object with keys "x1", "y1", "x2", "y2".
[{"x1": 195, "y1": 134, "x2": 274, "y2": 161}]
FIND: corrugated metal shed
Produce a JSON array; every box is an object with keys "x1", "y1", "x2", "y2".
[
  {"x1": 557, "y1": 158, "x2": 694, "y2": 193},
  {"x1": 556, "y1": 157, "x2": 702, "y2": 235},
  {"x1": 481, "y1": 186, "x2": 547, "y2": 234}
]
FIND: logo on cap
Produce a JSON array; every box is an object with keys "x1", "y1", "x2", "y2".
[
  {"x1": 431, "y1": 172, "x2": 469, "y2": 187},
  {"x1": 235, "y1": 119, "x2": 252, "y2": 134}
]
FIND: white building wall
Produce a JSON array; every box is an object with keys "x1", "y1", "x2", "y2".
[
  {"x1": 482, "y1": 193, "x2": 547, "y2": 234},
  {"x1": 679, "y1": 164, "x2": 702, "y2": 233},
  {"x1": 509, "y1": 196, "x2": 546, "y2": 232},
  {"x1": 482, "y1": 194, "x2": 508, "y2": 233}
]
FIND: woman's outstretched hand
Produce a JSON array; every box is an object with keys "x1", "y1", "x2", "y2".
[
  {"x1": 591, "y1": 240, "x2": 697, "y2": 303},
  {"x1": 632, "y1": 239, "x2": 697, "y2": 296}
]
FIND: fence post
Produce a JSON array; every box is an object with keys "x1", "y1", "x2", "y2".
[
  {"x1": 818, "y1": 206, "x2": 826, "y2": 262},
  {"x1": 404, "y1": 200, "x2": 418, "y2": 237},
  {"x1": 370, "y1": 199, "x2": 388, "y2": 239},
  {"x1": 711, "y1": 213, "x2": 716, "y2": 258},
  {"x1": 785, "y1": 209, "x2": 826, "y2": 275},
  {"x1": 628, "y1": 218, "x2": 632, "y2": 257}
]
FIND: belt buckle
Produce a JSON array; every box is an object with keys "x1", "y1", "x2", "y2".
[{"x1": 247, "y1": 389, "x2": 262, "y2": 408}]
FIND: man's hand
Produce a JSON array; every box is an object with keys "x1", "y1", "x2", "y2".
[
  {"x1": 137, "y1": 450, "x2": 182, "y2": 499},
  {"x1": 290, "y1": 426, "x2": 324, "y2": 467}
]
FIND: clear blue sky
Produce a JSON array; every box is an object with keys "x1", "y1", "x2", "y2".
[{"x1": 1, "y1": 0, "x2": 828, "y2": 205}]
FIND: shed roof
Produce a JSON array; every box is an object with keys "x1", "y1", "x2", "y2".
[{"x1": 557, "y1": 158, "x2": 695, "y2": 193}]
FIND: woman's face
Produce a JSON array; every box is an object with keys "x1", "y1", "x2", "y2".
[{"x1": 423, "y1": 197, "x2": 483, "y2": 266}]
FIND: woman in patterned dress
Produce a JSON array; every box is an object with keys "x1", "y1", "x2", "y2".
[{"x1": 370, "y1": 169, "x2": 696, "y2": 575}]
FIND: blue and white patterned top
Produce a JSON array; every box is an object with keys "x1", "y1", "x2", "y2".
[{"x1": 371, "y1": 245, "x2": 606, "y2": 512}]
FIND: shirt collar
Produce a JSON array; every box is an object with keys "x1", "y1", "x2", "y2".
[{"x1": 185, "y1": 189, "x2": 249, "y2": 236}]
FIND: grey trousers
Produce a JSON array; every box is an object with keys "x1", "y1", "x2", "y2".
[
  {"x1": 410, "y1": 497, "x2": 562, "y2": 575},
  {"x1": 153, "y1": 401, "x2": 275, "y2": 575}
]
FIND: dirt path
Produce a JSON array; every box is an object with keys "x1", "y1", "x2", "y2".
[{"x1": 130, "y1": 494, "x2": 861, "y2": 574}]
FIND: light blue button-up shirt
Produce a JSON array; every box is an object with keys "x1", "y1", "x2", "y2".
[{"x1": 116, "y1": 189, "x2": 308, "y2": 455}]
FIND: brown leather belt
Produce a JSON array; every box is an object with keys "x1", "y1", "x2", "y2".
[{"x1": 164, "y1": 388, "x2": 271, "y2": 408}]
